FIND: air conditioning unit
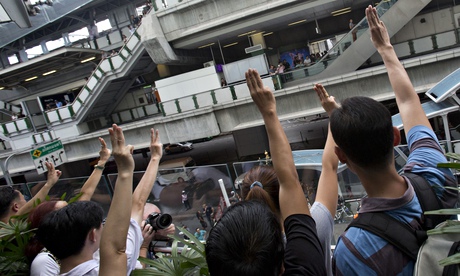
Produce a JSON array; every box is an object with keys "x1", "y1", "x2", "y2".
[
  {"x1": 203, "y1": 61, "x2": 215, "y2": 68},
  {"x1": 245, "y1": 44, "x2": 263, "y2": 54}
]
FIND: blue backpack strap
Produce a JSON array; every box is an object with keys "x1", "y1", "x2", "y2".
[
  {"x1": 346, "y1": 212, "x2": 426, "y2": 260},
  {"x1": 402, "y1": 172, "x2": 445, "y2": 229}
]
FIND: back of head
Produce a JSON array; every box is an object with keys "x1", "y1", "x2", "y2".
[
  {"x1": 25, "y1": 201, "x2": 59, "y2": 262},
  {"x1": 241, "y1": 166, "x2": 279, "y2": 214},
  {"x1": 330, "y1": 96, "x2": 394, "y2": 168},
  {"x1": 206, "y1": 201, "x2": 283, "y2": 276},
  {"x1": 37, "y1": 201, "x2": 103, "y2": 260},
  {"x1": 0, "y1": 186, "x2": 20, "y2": 221}
]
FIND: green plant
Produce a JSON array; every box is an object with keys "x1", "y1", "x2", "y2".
[
  {"x1": 132, "y1": 226, "x2": 209, "y2": 276},
  {"x1": 0, "y1": 192, "x2": 82, "y2": 276},
  {"x1": 0, "y1": 214, "x2": 35, "y2": 276}
]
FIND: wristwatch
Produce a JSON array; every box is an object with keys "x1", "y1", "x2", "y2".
[{"x1": 94, "y1": 164, "x2": 105, "y2": 170}]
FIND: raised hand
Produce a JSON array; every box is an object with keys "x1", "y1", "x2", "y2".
[
  {"x1": 313, "y1": 84, "x2": 340, "y2": 116},
  {"x1": 149, "y1": 128, "x2": 163, "y2": 161},
  {"x1": 98, "y1": 137, "x2": 111, "y2": 164},
  {"x1": 45, "y1": 162, "x2": 62, "y2": 186},
  {"x1": 108, "y1": 124, "x2": 134, "y2": 174},
  {"x1": 245, "y1": 69, "x2": 276, "y2": 116},
  {"x1": 366, "y1": 5, "x2": 391, "y2": 51}
]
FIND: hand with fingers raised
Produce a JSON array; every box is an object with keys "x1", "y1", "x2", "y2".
[
  {"x1": 245, "y1": 68, "x2": 276, "y2": 116},
  {"x1": 108, "y1": 124, "x2": 134, "y2": 175},
  {"x1": 313, "y1": 83, "x2": 340, "y2": 117},
  {"x1": 149, "y1": 128, "x2": 163, "y2": 162},
  {"x1": 45, "y1": 162, "x2": 62, "y2": 186},
  {"x1": 366, "y1": 5, "x2": 391, "y2": 51}
]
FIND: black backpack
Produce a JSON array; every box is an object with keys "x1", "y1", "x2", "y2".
[{"x1": 346, "y1": 173, "x2": 457, "y2": 271}]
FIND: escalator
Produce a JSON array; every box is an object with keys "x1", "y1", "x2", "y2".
[{"x1": 282, "y1": 0, "x2": 432, "y2": 83}]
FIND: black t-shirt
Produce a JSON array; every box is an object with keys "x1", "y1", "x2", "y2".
[{"x1": 283, "y1": 214, "x2": 326, "y2": 275}]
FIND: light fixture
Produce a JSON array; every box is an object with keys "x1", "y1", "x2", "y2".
[
  {"x1": 315, "y1": 19, "x2": 321, "y2": 34},
  {"x1": 25, "y1": 76, "x2": 38, "y2": 82},
  {"x1": 42, "y1": 70, "x2": 57, "y2": 76},
  {"x1": 223, "y1": 42, "x2": 238, "y2": 48},
  {"x1": 0, "y1": 87, "x2": 4, "y2": 90},
  {"x1": 81, "y1": 56, "x2": 96, "y2": 63},
  {"x1": 263, "y1": 32, "x2": 273, "y2": 36},
  {"x1": 237, "y1": 30, "x2": 256, "y2": 37},
  {"x1": 198, "y1": 42, "x2": 215, "y2": 49},
  {"x1": 288, "y1": 19, "x2": 307, "y2": 26},
  {"x1": 331, "y1": 7, "x2": 351, "y2": 16}
]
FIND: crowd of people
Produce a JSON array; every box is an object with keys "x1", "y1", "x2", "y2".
[{"x1": 0, "y1": 6, "x2": 457, "y2": 275}]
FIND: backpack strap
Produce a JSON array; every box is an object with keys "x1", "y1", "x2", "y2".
[
  {"x1": 347, "y1": 212, "x2": 427, "y2": 260},
  {"x1": 402, "y1": 172, "x2": 445, "y2": 229},
  {"x1": 442, "y1": 241, "x2": 460, "y2": 276}
]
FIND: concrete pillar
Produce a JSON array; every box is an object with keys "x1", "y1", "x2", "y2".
[
  {"x1": 18, "y1": 49, "x2": 28, "y2": 62},
  {"x1": 62, "y1": 33, "x2": 71, "y2": 46},
  {"x1": 40, "y1": 40, "x2": 49, "y2": 54},
  {"x1": 0, "y1": 52, "x2": 10, "y2": 69}
]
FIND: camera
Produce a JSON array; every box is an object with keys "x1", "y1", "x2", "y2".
[{"x1": 145, "y1": 212, "x2": 172, "y2": 230}]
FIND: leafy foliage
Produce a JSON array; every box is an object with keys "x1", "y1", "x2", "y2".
[
  {"x1": 0, "y1": 193, "x2": 84, "y2": 276},
  {"x1": 132, "y1": 226, "x2": 209, "y2": 276}
]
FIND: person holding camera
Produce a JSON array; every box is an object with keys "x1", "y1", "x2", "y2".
[{"x1": 137, "y1": 203, "x2": 175, "y2": 267}]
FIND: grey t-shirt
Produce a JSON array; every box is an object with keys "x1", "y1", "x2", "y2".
[{"x1": 311, "y1": 201, "x2": 334, "y2": 276}]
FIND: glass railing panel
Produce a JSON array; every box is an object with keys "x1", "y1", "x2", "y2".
[
  {"x1": 47, "y1": 110, "x2": 59, "y2": 122},
  {"x1": 96, "y1": 36, "x2": 110, "y2": 48},
  {"x1": 110, "y1": 55, "x2": 124, "y2": 68},
  {"x1": 108, "y1": 164, "x2": 233, "y2": 227},
  {"x1": 72, "y1": 100, "x2": 81, "y2": 115},
  {"x1": 108, "y1": 32, "x2": 122, "y2": 44},
  {"x1": 145, "y1": 104, "x2": 159, "y2": 115},
  {"x1": 126, "y1": 34, "x2": 140, "y2": 49},
  {"x1": 161, "y1": 101, "x2": 177, "y2": 115},
  {"x1": 25, "y1": 176, "x2": 112, "y2": 216},
  {"x1": 195, "y1": 93, "x2": 214, "y2": 107},
  {"x1": 59, "y1": 107, "x2": 72, "y2": 120},
  {"x1": 118, "y1": 110, "x2": 133, "y2": 121},
  {"x1": 100, "y1": 59, "x2": 111, "y2": 72},
  {"x1": 437, "y1": 31, "x2": 457, "y2": 48},
  {"x1": 214, "y1": 87, "x2": 234, "y2": 103},
  {"x1": 87, "y1": 77, "x2": 98, "y2": 91},
  {"x1": 413, "y1": 36, "x2": 435, "y2": 53}
]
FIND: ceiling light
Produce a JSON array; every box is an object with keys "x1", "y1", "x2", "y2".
[
  {"x1": 223, "y1": 42, "x2": 238, "y2": 48},
  {"x1": 288, "y1": 19, "x2": 307, "y2": 26},
  {"x1": 198, "y1": 42, "x2": 215, "y2": 49},
  {"x1": 0, "y1": 87, "x2": 4, "y2": 90},
  {"x1": 43, "y1": 70, "x2": 57, "y2": 76},
  {"x1": 25, "y1": 76, "x2": 38, "y2": 82},
  {"x1": 263, "y1": 32, "x2": 273, "y2": 36},
  {"x1": 331, "y1": 7, "x2": 351, "y2": 16},
  {"x1": 237, "y1": 30, "x2": 256, "y2": 37},
  {"x1": 332, "y1": 10, "x2": 352, "y2": 16},
  {"x1": 81, "y1": 56, "x2": 96, "y2": 63}
]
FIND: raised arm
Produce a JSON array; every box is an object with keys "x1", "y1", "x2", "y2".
[
  {"x1": 78, "y1": 137, "x2": 111, "y2": 201},
  {"x1": 16, "y1": 162, "x2": 61, "y2": 217},
  {"x1": 245, "y1": 69, "x2": 309, "y2": 220},
  {"x1": 313, "y1": 84, "x2": 340, "y2": 217},
  {"x1": 366, "y1": 5, "x2": 430, "y2": 133},
  {"x1": 100, "y1": 124, "x2": 135, "y2": 276},
  {"x1": 131, "y1": 128, "x2": 163, "y2": 225}
]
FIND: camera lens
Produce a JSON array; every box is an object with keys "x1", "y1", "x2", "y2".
[{"x1": 149, "y1": 213, "x2": 172, "y2": 230}]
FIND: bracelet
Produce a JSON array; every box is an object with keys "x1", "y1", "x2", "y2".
[{"x1": 94, "y1": 165, "x2": 105, "y2": 170}]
